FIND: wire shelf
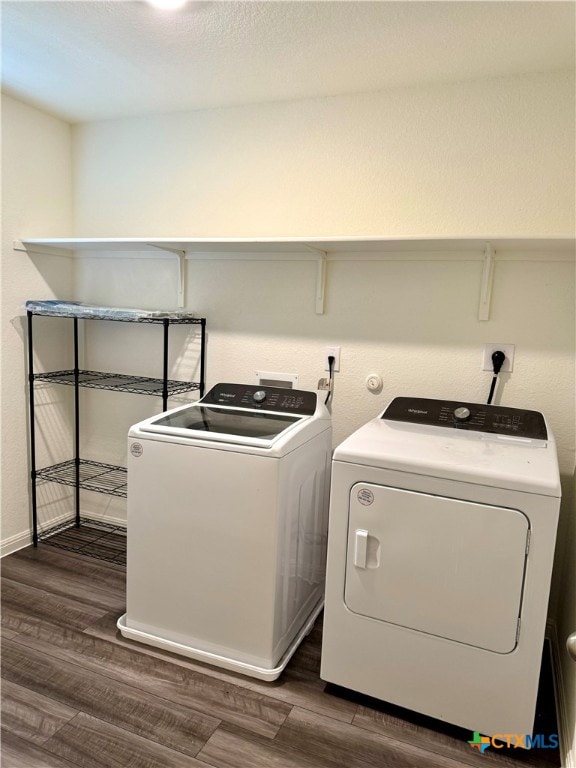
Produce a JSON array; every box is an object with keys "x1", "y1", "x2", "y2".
[
  {"x1": 34, "y1": 369, "x2": 200, "y2": 397},
  {"x1": 36, "y1": 459, "x2": 127, "y2": 497},
  {"x1": 38, "y1": 516, "x2": 126, "y2": 565}
]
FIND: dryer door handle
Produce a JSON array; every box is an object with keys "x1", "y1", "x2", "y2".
[{"x1": 354, "y1": 529, "x2": 369, "y2": 569}]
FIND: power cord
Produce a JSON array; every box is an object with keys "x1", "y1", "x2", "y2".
[
  {"x1": 325, "y1": 355, "x2": 335, "y2": 405},
  {"x1": 487, "y1": 350, "x2": 506, "y2": 405}
]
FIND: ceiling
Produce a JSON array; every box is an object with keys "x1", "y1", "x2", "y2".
[{"x1": 2, "y1": 1, "x2": 575, "y2": 124}]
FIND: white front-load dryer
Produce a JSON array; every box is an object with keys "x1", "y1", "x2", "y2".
[
  {"x1": 321, "y1": 397, "x2": 561, "y2": 738},
  {"x1": 118, "y1": 383, "x2": 332, "y2": 680}
]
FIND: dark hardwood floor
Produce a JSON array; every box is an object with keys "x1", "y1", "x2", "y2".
[{"x1": 1, "y1": 528, "x2": 561, "y2": 768}]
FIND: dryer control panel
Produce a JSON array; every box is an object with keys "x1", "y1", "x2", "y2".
[
  {"x1": 382, "y1": 397, "x2": 547, "y2": 440},
  {"x1": 202, "y1": 383, "x2": 317, "y2": 414}
]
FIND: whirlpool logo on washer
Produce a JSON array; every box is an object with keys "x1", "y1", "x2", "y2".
[
  {"x1": 357, "y1": 488, "x2": 374, "y2": 505},
  {"x1": 130, "y1": 442, "x2": 144, "y2": 458}
]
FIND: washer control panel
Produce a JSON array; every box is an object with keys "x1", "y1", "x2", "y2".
[
  {"x1": 202, "y1": 383, "x2": 317, "y2": 414},
  {"x1": 382, "y1": 397, "x2": 547, "y2": 440}
]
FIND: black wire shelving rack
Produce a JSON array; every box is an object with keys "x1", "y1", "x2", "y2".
[{"x1": 27, "y1": 303, "x2": 206, "y2": 555}]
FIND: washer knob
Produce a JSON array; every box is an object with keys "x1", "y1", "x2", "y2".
[
  {"x1": 454, "y1": 406, "x2": 471, "y2": 422},
  {"x1": 253, "y1": 390, "x2": 266, "y2": 403}
]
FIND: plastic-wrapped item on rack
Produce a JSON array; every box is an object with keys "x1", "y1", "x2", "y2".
[{"x1": 25, "y1": 300, "x2": 195, "y2": 321}]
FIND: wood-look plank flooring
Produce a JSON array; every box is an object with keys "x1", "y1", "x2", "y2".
[{"x1": 1, "y1": 530, "x2": 561, "y2": 768}]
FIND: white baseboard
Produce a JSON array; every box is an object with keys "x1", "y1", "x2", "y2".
[
  {"x1": 547, "y1": 618, "x2": 575, "y2": 768},
  {"x1": 1, "y1": 512, "x2": 126, "y2": 559},
  {"x1": 1, "y1": 529, "x2": 33, "y2": 558}
]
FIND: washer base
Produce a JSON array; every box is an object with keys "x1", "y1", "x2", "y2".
[{"x1": 117, "y1": 598, "x2": 323, "y2": 681}]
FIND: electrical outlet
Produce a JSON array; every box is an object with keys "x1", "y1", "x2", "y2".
[
  {"x1": 324, "y1": 346, "x2": 341, "y2": 372},
  {"x1": 482, "y1": 343, "x2": 515, "y2": 372}
]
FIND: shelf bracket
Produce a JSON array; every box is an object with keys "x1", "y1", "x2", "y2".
[
  {"x1": 303, "y1": 245, "x2": 328, "y2": 314},
  {"x1": 478, "y1": 242, "x2": 494, "y2": 321},
  {"x1": 147, "y1": 244, "x2": 186, "y2": 308}
]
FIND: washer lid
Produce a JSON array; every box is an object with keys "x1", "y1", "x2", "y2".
[
  {"x1": 334, "y1": 399, "x2": 560, "y2": 497},
  {"x1": 144, "y1": 404, "x2": 305, "y2": 445},
  {"x1": 137, "y1": 383, "x2": 322, "y2": 448}
]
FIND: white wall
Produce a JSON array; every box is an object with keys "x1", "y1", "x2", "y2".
[
  {"x1": 2, "y1": 69, "x2": 575, "y2": 753},
  {"x1": 76, "y1": 253, "x2": 575, "y2": 460},
  {"x1": 73, "y1": 71, "x2": 574, "y2": 237},
  {"x1": 1, "y1": 94, "x2": 74, "y2": 554},
  {"x1": 71, "y1": 69, "x2": 574, "y2": 463},
  {"x1": 71, "y1": 72, "x2": 575, "y2": 752}
]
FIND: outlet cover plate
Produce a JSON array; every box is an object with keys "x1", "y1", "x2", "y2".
[
  {"x1": 324, "y1": 346, "x2": 341, "y2": 372},
  {"x1": 482, "y1": 343, "x2": 515, "y2": 373}
]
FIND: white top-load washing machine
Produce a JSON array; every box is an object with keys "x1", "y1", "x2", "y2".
[
  {"x1": 118, "y1": 383, "x2": 331, "y2": 680},
  {"x1": 321, "y1": 397, "x2": 561, "y2": 737}
]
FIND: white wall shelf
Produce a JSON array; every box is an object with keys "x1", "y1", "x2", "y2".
[{"x1": 15, "y1": 236, "x2": 575, "y2": 318}]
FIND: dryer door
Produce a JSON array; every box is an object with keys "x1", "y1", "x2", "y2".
[{"x1": 345, "y1": 483, "x2": 529, "y2": 653}]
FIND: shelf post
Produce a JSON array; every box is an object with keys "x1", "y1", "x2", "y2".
[
  {"x1": 199, "y1": 319, "x2": 206, "y2": 398},
  {"x1": 27, "y1": 312, "x2": 38, "y2": 546},
  {"x1": 74, "y1": 318, "x2": 81, "y2": 528},
  {"x1": 162, "y1": 319, "x2": 169, "y2": 411}
]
